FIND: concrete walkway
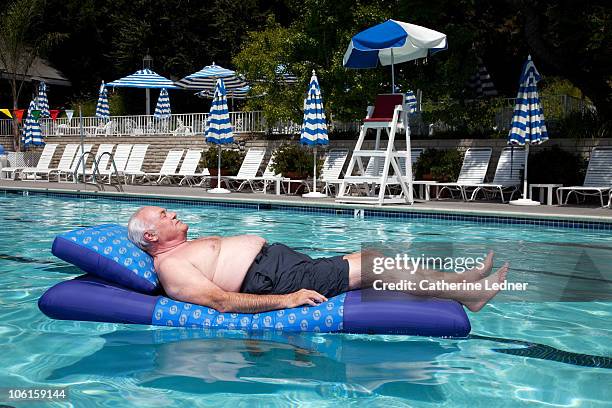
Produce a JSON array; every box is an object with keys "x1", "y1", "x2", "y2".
[{"x1": 2, "y1": 179, "x2": 610, "y2": 223}]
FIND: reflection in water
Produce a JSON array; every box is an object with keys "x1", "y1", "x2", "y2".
[{"x1": 47, "y1": 329, "x2": 461, "y2": 401}]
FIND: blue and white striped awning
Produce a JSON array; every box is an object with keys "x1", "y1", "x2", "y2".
[
  {"x1": 205, "y1": 79, "x2": 234, "y2": 144},
  {"x1": 300, "y1": 70, "x2": 328, "y2": 146},
  {"x1": 508, "y1": 55, "x2": 548, "y2": 145},
  {"x1": 95, "y1": 81, "x2": 110, "y2": 121},
  {"x1": 154, "y1": 88, "x2": 171, "y2": 119},
  {"x1": 107, "y1": 69, "x2": 178, "y2": 89},
  {"x1": 405, "y1": 90, "x2": 417, "y2": 113},
  {"x1": 37, "y1": 81, "x2": 50, "y2": 118},
  {"x1": 22, "y1": 100, "x2": 44, "y2": 147},
  {"x1": 177, "y1": 63, "x2": 247, "y2": 91}
]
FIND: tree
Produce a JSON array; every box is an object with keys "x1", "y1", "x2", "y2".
[{"x1": 0, "y1": 0, "x2": 63, "y2": 150}]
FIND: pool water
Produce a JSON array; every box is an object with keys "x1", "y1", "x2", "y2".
[{"x1": 0, "y1": 194, "x2": 610, "y2": 407}]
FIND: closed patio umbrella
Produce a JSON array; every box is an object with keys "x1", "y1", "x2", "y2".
[
  {"x1": 22, "y1": 100, "x2": 44, "y2": 148},
  {"x1": 153, "y1": 88, "x2": 171, "y2": 119},
  {"x1": 300, "y1": 70, "x2": 329, "y2": 198},
  {"x1": 205, "y1": 78, "x2": 234, "y2": 194},
  {"x1": 36, "y1": 81, "x2": 50, "y2": 118},
  {"x1": 508, "y1": 55, "x2": 548, "y2": 206},
  {"x1": 95, "y1": 81, "x2": 110, "y2": 122}
]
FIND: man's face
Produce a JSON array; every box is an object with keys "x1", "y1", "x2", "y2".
[{"x1": 141, "y1": 206, "x2": 188, "y2": 244}]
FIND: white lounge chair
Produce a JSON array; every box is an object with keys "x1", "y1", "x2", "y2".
[
  {"x1": 176, "y1": 149, "x2": 204, "y2": 186},
  {"x1": 170, "y1": 119, "x2": 193, "y2": 136},
  {"x1": 24, "y1": 144, "x2": 78, "y2": 181},
  {"x1": 433, "y1": 147, "x2": 493, "y2": 200},
  {"x1": 54, "y1": 144, "x2": 94, "y2": 182},
  {"x1": 4, "y1": 143, "x2": 58, "y2": 180},
  {"x1": 318, "y1": 149, "x2": 349, "y2": 195},
  {"x1": 142, "y1": 149, "x2": 185, "y2": 184},
  {"x1": 556, "y1": 147, "x2": 612, "y2": 207},
  {"x1": 464, "y1": 147, "x2": 526, "y2": 203},
  {"x1": 99, "y1": 144, "x2": 133, "y2": 183},
  {"x1": 222, "y1": 148, "x2": 267, "y2": 192}
]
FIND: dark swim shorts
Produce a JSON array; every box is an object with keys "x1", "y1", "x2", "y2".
[{"x1": 240, "y1": 243, "x2": 350, "y2": 298}]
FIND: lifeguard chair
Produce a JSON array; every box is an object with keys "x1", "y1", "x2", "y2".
[{"x1": 335, "y1": 94, "x2": 414, "y2": 205}]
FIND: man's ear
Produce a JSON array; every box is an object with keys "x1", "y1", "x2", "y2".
[{"x1": 143, "y1": 230, "x2": 158, "y2": 244}]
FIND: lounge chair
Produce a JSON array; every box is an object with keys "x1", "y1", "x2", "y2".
[
  {"x1": 556, "y1": 147, "x2": 612, "y2": 207},
  {"x1": 318, "y1": 149, "x2": 349, "y2": 195},
  {"x1": 21, "y1": 144, "x2": 78, "y2": 182},
  {"x1": 170, "y1": 119, "x2": 193, "y2": 136},
  {"x1": 121, "y1": 144, "x2": 149, "y2": 183},
  {"x1": 4, "y1": 143, "x2": 58, "y2": 180},
  {"x1": 433, "y1": 147, "x2": 493, "y2": 201},
  {"x1": 141, "y1": 149, "x2": 185, "y2": 184},
  {"x1": 463, "y1": 147, "x2": 525, "y2": 203},
  {"x1": 99, "y1": 144, "x2": 134, "y2": 183},
  {"x1": 74, "y1": 144, "x2": 115, "y2": 181},
  {"x1": 55, "y1": 144, "x2": 94, "y2": 182},
  {"x1": 176, "y1": 149, "x2": 204, "y2": 186},
  {"x1": 221, "y1": 148, "x2": 266, "y2": 192}
]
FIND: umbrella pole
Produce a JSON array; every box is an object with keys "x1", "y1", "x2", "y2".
[
  {"x1": 78, "y1": 106, "x2": 85, "y2": 183},
  {"x1": 312, "y1": 147, "x2": 317, "y2": 193},
  {"x1": 146, "y1": 89, "x2": 150, "y2": 116},
  {"x1": 217, "y1": 145, "x2": 222, "y2": 188},
  {"x1": 523, "y1": 144, "x2": 530, "y2": 199},
  {"x1": 391, "y1": 49, "x2": 395, "y2": 93}
]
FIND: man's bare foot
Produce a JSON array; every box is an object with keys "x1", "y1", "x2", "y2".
[
  {"x1": 463, "y1": 262, "x2": 509, "y2": 312},
  {"x1": 463, "y1": 251, "x2": 494, "y2": 282}
]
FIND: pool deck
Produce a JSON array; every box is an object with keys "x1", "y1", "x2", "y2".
[{"x1": 2, "y1": 179, "x2": 611, "y2": 224}]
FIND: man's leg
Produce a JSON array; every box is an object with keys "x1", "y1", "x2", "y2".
[{"x1": 342, "y1": 251, "x2": 509, "y2": 312}]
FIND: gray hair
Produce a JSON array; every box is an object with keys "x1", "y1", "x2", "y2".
[{"x1": 127, "y1": 208, "x2": 156, "y2": 251}]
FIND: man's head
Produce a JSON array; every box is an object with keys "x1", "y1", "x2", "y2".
[{"x1": 127, "y1": 206, "x2": 189, "y2": 254}]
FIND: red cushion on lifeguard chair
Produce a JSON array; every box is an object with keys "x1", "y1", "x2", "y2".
[{"x1": 363, "y1": 94, "x2": 404, "y2": 122}]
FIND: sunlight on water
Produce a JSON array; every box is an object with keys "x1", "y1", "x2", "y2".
[{"x1": 0, "y1": 194, "x2": 610, "y2": 407}]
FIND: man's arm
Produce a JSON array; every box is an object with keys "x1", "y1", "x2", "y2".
[{"x1": 158, "y1": 259, "x2": 327, "y2": 313}]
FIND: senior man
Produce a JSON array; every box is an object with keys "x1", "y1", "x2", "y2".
[{"x1": 127, "y1": 206, "x2": 509, "y2": 314}]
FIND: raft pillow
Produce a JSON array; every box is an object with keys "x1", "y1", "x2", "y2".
[{"x1": 51, "y1": 224, "x2": 159, "y2": 294}]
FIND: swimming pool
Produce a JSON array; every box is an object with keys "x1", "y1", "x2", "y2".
[{"x1": 0, "y1": 192, "x2": 610, "y2": 407}]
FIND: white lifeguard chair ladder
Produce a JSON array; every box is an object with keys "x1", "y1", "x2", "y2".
[{"x1": 335, "y1": 93, "x2": 414, "y2": 206}]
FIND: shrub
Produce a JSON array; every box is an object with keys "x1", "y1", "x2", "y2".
[
  {"x1": 201, "y1": 147, "x2": 245, "y2": 175},
  {"x1": 270, "y1": 143, "x2": 323, "y2": 178},
  {"x1": 527, "y1": 145, "x2": 587, "y2": 186},
  {"x1": 414, "y1": 148, "x2": 463, "y2": 182}
]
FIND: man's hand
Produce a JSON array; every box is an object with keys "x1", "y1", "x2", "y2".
[{"x1": 285, "y1": 289, "x2": 328, "y2": 308}]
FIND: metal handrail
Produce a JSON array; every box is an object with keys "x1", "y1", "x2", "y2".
[
  {"x1": 70, "y1": 151, "x2": 93, "y2": 183},
  {"x1": 92, "y1": 152, "x2": 124, "y2": 192}
]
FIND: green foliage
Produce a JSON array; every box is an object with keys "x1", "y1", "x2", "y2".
[
  {"x1": 422, "y1": 97, "x2": 506, "y2": 138},
  {"x1": 414, "y1": 148, "x2": 463, "y2": 182},
  {"x1": 552, "y1": 110, "x2": 610, "y2": 140},
  {"x1": 270, "y1": 143, "x2": 322, "y2": 178},
  {"x1": 67, "y1": 92, "x2": 126, "y2": 117},
  {"x1": 201, "y1": 148, "x2": 245, "y2": 175},
  {"x1": 527, "y1": 146, "x2": 587, "y2": 186}
]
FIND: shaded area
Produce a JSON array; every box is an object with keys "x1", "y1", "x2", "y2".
[{"x1": 470, "y1": 334, "x2": 611, "y2": 369}]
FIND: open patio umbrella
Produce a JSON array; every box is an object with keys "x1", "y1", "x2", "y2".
[
  {"x1": 95, "y1": 81, "x2": 110, "y2": 122},
  {"x1": 205, "y1": 78, "x2": 234, "y2": 194},
  {"x1": 36, "y1": 81, "x2": 50, "y2": 118},
  {"x1": 176, "y1": 62, "x2": 247, "y2": 92},
  {"x1": 343, "y1": 19, "x2": 447, "y2": 92},
  {"x1": 153, "y1": 88, "x2": 171, "y2": 119},
  {"x1": 195, "y1": 85, "x2": 252, "y2": 100},
  {"x1": 107, "y1": 69, "x2": 178, "y2": 115},
  {"x1": 22, "y1": 100, "x2": 44, "y2": 148},
  {"x1": 300, "y1": 70, "x2": 329, "y2": 198},
  {"x1": 508, "y1": 55, "x2": 548, "y2": 206}
]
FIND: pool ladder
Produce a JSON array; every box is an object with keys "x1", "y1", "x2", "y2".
[{"x1": 71, "y1": 151, "x2": 125, "y2": 192}]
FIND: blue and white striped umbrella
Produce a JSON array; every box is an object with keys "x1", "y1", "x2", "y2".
[
  {"x1": 300, "y1": 70, "x2": 328, "y2": 147},
  {"x1": 468, "y1": 57, "x2": 498, "y2": 98},
  {"x1": 22, "y1": 100, "x2": 44, "y2": 148},
  {"x1": 205, "y1": 78, "x2": 234, "y2": 144},
  {"x1": 300, "y1": 70, "x2": 328, "y2": 197},
  {"x1": 177, "y1": 62, "x2": 247, "y2": 92},
  {"x1": 95, "y1": 81, "x2": 110, "y2": 122},
  {"x1": 107, "y1": 69, "x2": 178, "y2": 89},
  {"x1": 37, "y1": 81, "x2": 50, "y2": 118},
  {"x1": 405, "y1": 90, "x2": 417, "y2": 113},
  {"x1": 508, "y1": 55, "x2": 548, "y2": 203},
  {"x1": 153, "y1": 88, "x2": 171, "y2": 119},
  {"x1": 508, "y1": 55, "x2": 548, "y2": 145}
]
